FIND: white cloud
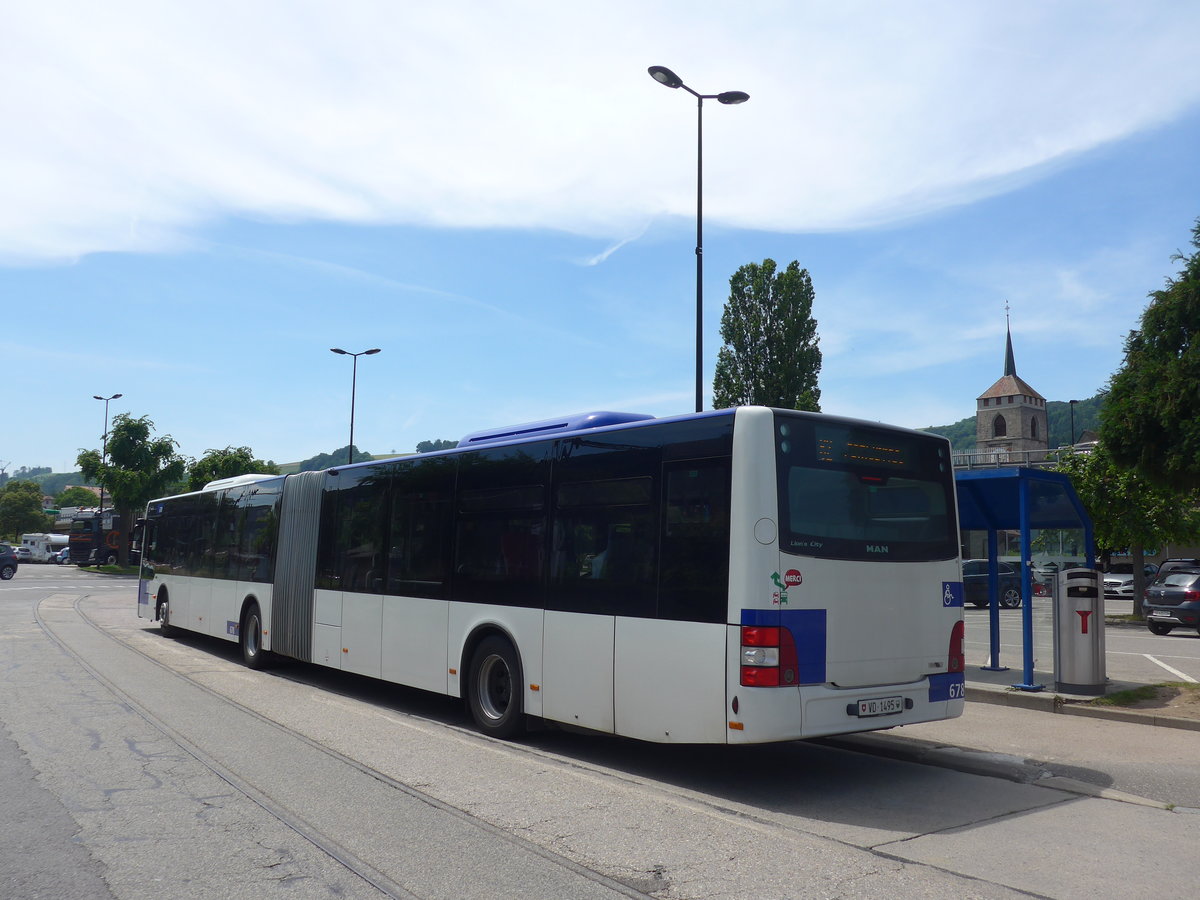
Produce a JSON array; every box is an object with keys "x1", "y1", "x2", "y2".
[{"x1": 3, "y1": 1, "x2": 1199, "y2": 263}]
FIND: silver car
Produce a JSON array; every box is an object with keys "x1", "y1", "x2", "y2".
[{"x1": 1103, "y1": 563, "x2": 1158, "y2": 599}]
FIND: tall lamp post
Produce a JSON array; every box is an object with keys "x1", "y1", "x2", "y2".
[
  {"x1": 330, "y1": 348, "x2": 381, "y2": 465},
  {"x1": 92, "y1": 393, "x2": 122, "y2": 512},
  {"x1": 1068, "y1": 399, "x2": 1078, "y2": 447},
  {"x1": 647, "y1": 65, "x2": 749, "y2": 413}
]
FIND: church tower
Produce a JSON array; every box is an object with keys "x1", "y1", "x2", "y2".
[{"x1": 975, "y1": 310, "x2": 1048, "y2": 458}]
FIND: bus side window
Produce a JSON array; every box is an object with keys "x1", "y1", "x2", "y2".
[
  {"x1": 659, "y1": 461, "x2": 730, "y2": 624},
  {"x1": 549, "y1": 476, "x2": 655, "y2": 617}
]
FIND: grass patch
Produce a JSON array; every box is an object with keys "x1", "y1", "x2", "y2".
[
  {"x1": 78, "y1": 565, "x2": 140, "y2": 576},
  {"x1": 1090, "y1": 682, "x2": 1199, "y2": 707}
]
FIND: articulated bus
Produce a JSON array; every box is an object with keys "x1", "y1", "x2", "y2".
[{"x1": 138, "y1": 407, "x2": 965, "y2": 743}]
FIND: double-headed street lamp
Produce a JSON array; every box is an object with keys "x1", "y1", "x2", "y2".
[
  {"x1": 330, "y1": 348, "x2": 381, "y2": 466},
  {"x1": 93, "y1": 393, "x2": 122, "y2": 512},
  {"x1": 647, "y1": 65, "x2": 749, "y2": 413}
]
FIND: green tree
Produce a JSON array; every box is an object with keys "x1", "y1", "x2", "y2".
[
  {"x1": 1056, "y1": 446, "x2": 1200, "y2": 619},
  {"x1": 295, "y1": 446, "x2": 373, "y2": 473},
  {"x1": 0, "y1": 480, "x2": 51, "y2": 540},
  {"x1": 55, "y1": 486, "x2": 101, "y2": 509},
  {"x1": 188, "y1": 446, "x2": 280, "y2": 491},
  {"x1": 416, "y1": 439, "x2": 458, "y2": 454},
  {"x1": 713, "y1": 259, "x2": 822, "y2": 411},
  {"x1": 1102, "y1": 217, "x2": 1200, "y2": 491},
  {"x1": 77, "y1": 414, "x2": 187, "y2": 565}
]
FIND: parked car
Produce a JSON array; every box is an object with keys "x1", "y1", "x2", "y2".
[
  {"x1": 0, "y1": 543, "x2": 17, "y2": 580},
  {"x1": 14, "y1": 546, "x2": 32, "y2": 563},
  {"x1": 1141, "y1": 567, "x2": 1200, "y2": 636},
  {"x1": 1103, "y1": 563, "x2": 1159, "y2": 599},
  {"x1": 962, "y1": 558, "x2": 1023, "y2": 608},
  {"x1": 1157, "y1": 558, "x2": 1200, "y2": 576},
  {"x1": 53, "y1": 546, "x2": 71, "y2": 565}
]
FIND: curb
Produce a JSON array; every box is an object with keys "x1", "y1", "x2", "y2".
[{"x1": 966, "y1": 686, "x2": 1200, "y2": 732}]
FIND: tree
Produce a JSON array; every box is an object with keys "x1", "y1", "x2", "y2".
[
  {"x1": 77, "y1": 414, "x2": 187, "y2": 566},
  {"x1": 295, "y1": 446, "x2": 373, "y2": 473},
  {"x1": 1102, "y1": 217, "x2": 1200, "y2": 491},
  {"x1": 55, "y1": 486, "x2": 101, "y2": 509},
  {"x1": 0, "y1": 480, "x2": 51, "y2": 540},
  {"x1": 188, "y1": 446, "x2": 280, "y2": 491},
  {"x1": 713, "y1": 259, "x2": 822, "y2": 411},
  {"x1": 416, "y1": 439, "x2": 458, "y2": 454},
  {"x1": 1056, "y1": 446, "x2": 1200, "y2": 619}
]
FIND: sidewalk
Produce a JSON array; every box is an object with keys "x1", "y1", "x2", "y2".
[{"x1": 965, "y1": 662, "x2": 1200, "y2": 731}]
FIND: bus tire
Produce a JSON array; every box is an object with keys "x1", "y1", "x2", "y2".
[
  {"x1": 158, "y1": 591, "x2": 176, "y2": 637},
  {"x1": 102, "y1": 552, "x2": 118, "y2": 566},
  {"x1": 241, "y1": 602, "x2": 269, "y2": 670},
  {"x1": 467, "y1": 635, "x2": 525, "y2": 740}
]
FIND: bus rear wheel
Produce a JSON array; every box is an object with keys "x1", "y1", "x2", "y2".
[
  {"x1": 241, "y1": 602, "x2": 269, "y2": 670},
  {"x1": 467, "y1": 636, "x2": 525, "y2": 740}
]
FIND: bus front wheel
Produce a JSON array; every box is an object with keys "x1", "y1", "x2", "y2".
[
  {"x1": 467, "y1": 636, "x2": 525, "y2": 740},
  {"x1": 241, "y1": 603, "x2": 269, "y2": 670},
  {"x1": 158, "y1": 592, "x2": 176, "y2": 637}
]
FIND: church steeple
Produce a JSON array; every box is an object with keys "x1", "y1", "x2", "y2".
[
  {"x1": 1003, "y1": 302, "x2": 1017, "y2": 376},
  {"x1": 976, "y1": 302, "x2": 1048, "y2": 455}
]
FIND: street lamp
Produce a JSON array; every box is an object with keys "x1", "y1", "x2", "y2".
[
  {"x1": 330, "y1": 348, "x2": 381, "y2": 466},
  {"x1": 1069, "y1": 399, "x2": 1078, "y2": 446},
  {"x1": 647, "y1": 65, "x2": 749, "y2": 413},
  {"x1": 92, "y1": 393, "x2": 122, "y2": 512}
]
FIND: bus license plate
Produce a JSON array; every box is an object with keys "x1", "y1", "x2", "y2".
[{"x1": 857, "y1": 697, "x2": 903, "y2": 717}]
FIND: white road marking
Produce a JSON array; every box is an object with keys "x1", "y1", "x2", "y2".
[{"x1": 1143, "y1": 654, "x2": 1199, "y2": 683}]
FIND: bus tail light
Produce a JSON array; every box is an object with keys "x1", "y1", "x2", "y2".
[
  {"x1": 948, "y1": 620, "x2": 965, "y2": 673},
  {"x1": 740, "y1": 625, "x2": 799, "y2": 687}
]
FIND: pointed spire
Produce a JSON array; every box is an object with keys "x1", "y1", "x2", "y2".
[{"x1": 1003, "y1": 302, "x2": 1016, "y2": 377}]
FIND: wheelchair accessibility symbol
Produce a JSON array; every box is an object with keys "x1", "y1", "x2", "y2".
[{"x1": 942, "y1": 582, "x2": 964, "y2": 608}]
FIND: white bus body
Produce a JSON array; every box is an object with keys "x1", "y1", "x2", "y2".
[{"x1": 139, "y1": 407, "x2": 964, "y2": 743}]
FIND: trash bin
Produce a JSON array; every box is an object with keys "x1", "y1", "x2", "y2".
[{"x1": 1054, "y1": 568, "x2": 1105, "y2": 694}]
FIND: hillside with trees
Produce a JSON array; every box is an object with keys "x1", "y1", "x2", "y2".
[{"x1": 922, "y1": 394, "x2": 1104, "y2": 452}]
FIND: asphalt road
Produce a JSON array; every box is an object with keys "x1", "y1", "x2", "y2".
[
  {"x1": 963, "y1": 596, "x2": 1200, "y2": 685},
  {"x1": 3, "y1": 564, "x2": 1199, "y2": 899}
]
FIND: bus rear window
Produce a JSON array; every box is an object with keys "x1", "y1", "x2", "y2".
[{"x1": 775, "y1": 414, "x2": 957, "y2": 562}]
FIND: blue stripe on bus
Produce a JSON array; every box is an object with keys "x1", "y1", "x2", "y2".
[
  {"x1": 927, "y1": 672, "x2": 965, "y2": 702},
  {"x1": 740, "y1": 608, "x2": 827, "y2": 685}
]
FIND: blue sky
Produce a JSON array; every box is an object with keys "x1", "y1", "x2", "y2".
[{"x1": 4, "y1": 1, "x2": 1200, "y2": 473}]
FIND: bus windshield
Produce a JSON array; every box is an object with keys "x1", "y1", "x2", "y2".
[{"x1": 775, "y1": 413, "x2": 957, "y2": 562}]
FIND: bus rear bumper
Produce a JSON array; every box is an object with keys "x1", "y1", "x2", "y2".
[{"x1": 728, "y1": 673, "x2": 965, "y2": 743}]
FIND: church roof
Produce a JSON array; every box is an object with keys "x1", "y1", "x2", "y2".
[
  {"x1": 979, "y1": 373, "x2": 1045, "y2": 401},
  {"x1": 978, "y1": 311, "x2": 1043, "y2": 400}
]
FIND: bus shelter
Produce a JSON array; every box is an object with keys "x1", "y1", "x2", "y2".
[{"x1": 955, "y1": 468, "x2": 1094, "y2": 691}]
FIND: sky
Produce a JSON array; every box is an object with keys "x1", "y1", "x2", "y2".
[{"x1": 4, "y1": 1, "x2": 1200, "y2": 474}]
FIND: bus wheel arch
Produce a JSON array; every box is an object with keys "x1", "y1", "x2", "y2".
[
  {"x1": 463, "y1": 629, "x2": 526, "y2": 740},
  {"x1": 240, "y1": 599, "x2": 270, "y2": 670},
  {"x1": 156, "y1": 588, "x2": 176, "y2": 637}
]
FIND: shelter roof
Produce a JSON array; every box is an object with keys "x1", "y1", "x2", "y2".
[{"x1": 955, "y1": 467, "x2": 1090, "y2": 531}]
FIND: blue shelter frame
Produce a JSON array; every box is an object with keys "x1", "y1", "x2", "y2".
[{"x1": 955, "y1": 468, "x2": 1094, "y2": 691}]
